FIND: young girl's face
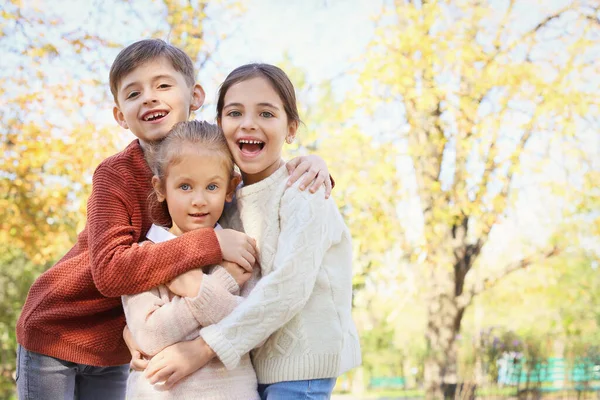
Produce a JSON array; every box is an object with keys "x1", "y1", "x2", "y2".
[
  {"x1": 155, "y1": 147, "x2": 235, "y2": 236},
  {"x1": 220, "y1": 77, "x2": 297, "y2": 185}
]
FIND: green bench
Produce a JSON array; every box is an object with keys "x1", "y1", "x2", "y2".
[
  {"x1": 499, "y1": 356, "x2": 600, "y2": 392},
  {"x1": 369, "y1": 376, "x2": 406, "y2": 389}
]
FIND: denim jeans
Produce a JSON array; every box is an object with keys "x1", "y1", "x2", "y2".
[
  {"x1": 258, "y1": 378, "x2": 336, "y2": 400},
  {"x1": 16, "y1": 345, "x2": 129, "y2": 400}
]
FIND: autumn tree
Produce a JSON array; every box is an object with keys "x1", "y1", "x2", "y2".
[
  {"x1": 0, "y1": 1, "x2": 242, "y2": 395},
  {"x1": 358, "y1": 0, "x2": 600, "y2": 397}
]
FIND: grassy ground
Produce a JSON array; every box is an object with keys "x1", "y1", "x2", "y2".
[{"x1": 333, "y1": 385, "x2": 600, "y2": 399}]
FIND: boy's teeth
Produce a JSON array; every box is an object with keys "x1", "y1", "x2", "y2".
[{"x1": 144, "y1": 111, "x2": 166, "y2": 121}]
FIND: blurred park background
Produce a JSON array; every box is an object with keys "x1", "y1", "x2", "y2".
[{"x1": 1, "y1": 0, "x2": 599, "y2": 398}]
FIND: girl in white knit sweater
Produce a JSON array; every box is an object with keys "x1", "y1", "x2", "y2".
[
  {"x1": 122, "y1": 120, "x2": 260, "y2": 400},
  {"x1": 144, "y1": 64, "x2": 362, "y2": 399}
]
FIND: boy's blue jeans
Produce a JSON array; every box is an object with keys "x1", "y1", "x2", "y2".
[
  {"x1": 16, "y1": 345, "x2": 129, "y2": 400},
  {"x1": 258, "y1": 378, "x2": 336, "y2": 399}
]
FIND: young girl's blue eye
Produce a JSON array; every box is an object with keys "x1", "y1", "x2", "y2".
[
  {"x1": 179, "y1": 184, "x2": 191, "y2": 191},
  {"x1": 207, "y1": 184, "x2": 218, "y2": 191},
  {"x1": 227, "y1": 111, "x2": 241, "y2": 117},
  {"x1": 260, "y1": 111, "x2": 274, "y2": 118}
]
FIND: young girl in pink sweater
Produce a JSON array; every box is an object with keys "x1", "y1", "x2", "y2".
[{"x1": 121, "y1": 120, "x2": 261, "y2": 399}]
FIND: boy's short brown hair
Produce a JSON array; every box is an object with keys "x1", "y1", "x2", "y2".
[{"x1": 109, "y1": 39, "x2": 195, "y2": 103}]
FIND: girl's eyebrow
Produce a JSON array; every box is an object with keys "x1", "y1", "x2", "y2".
[
  {"x1": 257, "y1": 102, "x2": 280, "y2": 110},
  {"x1": 224, "y1": 102, "x2": 280, "y2": 110},
  {"x1": 223, "y1": 102, "x2": 244, "y2": 109}
]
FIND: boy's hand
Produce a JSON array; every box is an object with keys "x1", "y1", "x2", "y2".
[
  {"x1": 144, "y1": 337, "x2": 216, "y2": 389},
  {"x1": 221, "y1": 260, "x2": 252, "y2": 287},
  {"x1": 167, "y1": 268, "x2": 203, "y2": 298},
  {"x1": 286, "y1": 155, "x2": 332, "y2": 198},
  {"x1": 215, "y1": 229, "x2": 257, "y2": 271},
  {"x1": 123, "y1": 326, "x2": 149, "y2": 371}
]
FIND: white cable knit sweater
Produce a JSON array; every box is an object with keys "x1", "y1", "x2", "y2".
[
  {"x1": 122, "y1": 225, "x2": 260, "y2": 400},
  {"x1": 201, "y1": 164, "x2": 362, "y2": 384}
]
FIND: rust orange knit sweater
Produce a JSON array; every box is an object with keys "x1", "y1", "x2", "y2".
[{"x1": 16, "y1": 140, "x2": 222, "y2": 367}]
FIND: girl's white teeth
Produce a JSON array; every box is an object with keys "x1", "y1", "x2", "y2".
[{"x1": 239, "y1": 140, "x2": 263, "y2": 144}]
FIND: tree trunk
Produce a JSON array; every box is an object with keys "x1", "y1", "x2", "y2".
[{"x1": 423, "y1": 268, "x2": 464, "y2": 399}]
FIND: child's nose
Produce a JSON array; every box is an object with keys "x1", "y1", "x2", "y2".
[
  {"x1": 142, "y1": 90, "x2": 159, "y2": 105},
  {"x1": 192, "y1": 193, "x2": 207, "y2": 206},
  {"x1": 240, "y1": 115, "x2": 257, "y2": 130}
]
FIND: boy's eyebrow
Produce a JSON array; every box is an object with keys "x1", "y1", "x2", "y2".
[
  {"x1": 223, "y1": 102, "x2": 280, "y2": 110},
  {"x1": 119, "y1": 74, "x2": 178, "y2": 95},
  {"x1": 152, "y1": 74, "x2": 178, "y2": 82},
  {"x1": 119, "y1": 81, "x2": 139, "y2": 95}
]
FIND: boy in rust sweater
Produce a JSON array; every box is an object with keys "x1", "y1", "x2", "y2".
[{"x1": 16, "y1": 39, "x2": 331, "y2": 400}]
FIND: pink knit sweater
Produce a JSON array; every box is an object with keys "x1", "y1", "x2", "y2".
[{"x1": 122, "y1": 225, "x2": 260, "y2": 400}]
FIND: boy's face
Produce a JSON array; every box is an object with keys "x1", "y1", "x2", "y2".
[
  {"x1": 153, "y1": 147, "x2": 237, "y2": 236},
  {"x1": 113, "y1": 57, "x2": 205, "y2": 145}
]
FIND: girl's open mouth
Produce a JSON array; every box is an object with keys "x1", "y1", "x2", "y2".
[{"x1": 238, "y1": 139, "x2": 265, "y2": 155}]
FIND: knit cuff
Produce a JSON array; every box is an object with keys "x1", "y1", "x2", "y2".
[
  {"x1": 200, "y1": 324, "x2": 240, "y2": 370},
  {"x1": 186, "y1": 275, "x2": 227, "y2": 325},
  {"x1": 210, "y1": 266, "x2": 240, "y2": 294}
]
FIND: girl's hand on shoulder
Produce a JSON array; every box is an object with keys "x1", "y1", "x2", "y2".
[
  {"x1": 215, "y1": 229, "x2": 257, "y2": 271},
  {"x1": 221, "y1": 260, "x2": 252, "y2": 287},
  {"x1": 144, "y1": 337, "x2": 216, "y2": 389},
  {"x1": 286, "y1": 155, "x2": 332, "y2": 198},
  {"x1": 167, "y1": 268, "x2": 203, "y2": 297}
]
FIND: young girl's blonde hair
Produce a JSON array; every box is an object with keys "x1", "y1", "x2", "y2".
[{"x1": 145, "y1": 120, "x2": 234, "y2": 227}]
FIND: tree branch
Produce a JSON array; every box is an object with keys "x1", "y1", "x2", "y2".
[
  {"x1": 482, "y1": 4, "x2": 573, "y2": 70},
  {"x1": 457, "y1": 246, "x2": 560, "y2": 310}
]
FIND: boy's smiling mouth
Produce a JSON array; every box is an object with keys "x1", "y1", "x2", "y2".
[{"x1": 141, "y1": 110, "x2": 169, "y2": 122}]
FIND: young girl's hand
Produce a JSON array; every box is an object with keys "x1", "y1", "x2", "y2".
[
  {"x1": 221, "y1": 260, "x2": 252, "y2": 287},
  {"x1": 286, "y1": 154, "x2": 332, "y2": 198},
  {"x1": 144, "y1": 337, "x2": 216, "y2": 389},
  {"x1": 215, "y1": 229, "x2": 257, "y2": 271},
  {"x1": 123, "y1": 325, "x2": 149, "y2": 371},
  {"x1": 166, "y1": 268, "x2": 204, "y2": 297}
]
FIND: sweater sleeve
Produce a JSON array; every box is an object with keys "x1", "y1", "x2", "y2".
[
  {"x1": 122, "y1": 271, "x2": 243, "y2": 356},
  {"x1": 200, "y1": 185, "x2": 342, "y2": 370},
  {"x1": 88, "y1": 164, "x2": 222, "y2": 297}
]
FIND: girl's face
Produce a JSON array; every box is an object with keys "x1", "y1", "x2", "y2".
[
  {"x1": 153, "y1": 146, "x2": 236, "y2": 236},
  {"x1": 220, "y1": 77, "x2": 297, "y2": 186}
]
